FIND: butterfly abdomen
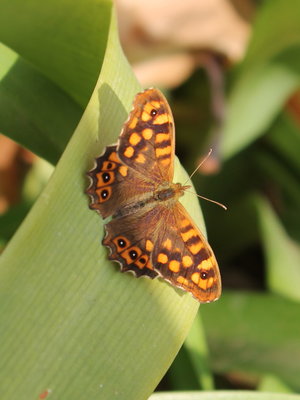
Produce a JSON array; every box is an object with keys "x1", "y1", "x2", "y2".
[{"x1": 113, "y1": 197, "x2": 153, "y2": 218}]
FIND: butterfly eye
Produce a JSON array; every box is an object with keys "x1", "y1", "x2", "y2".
[
  {"x1": 200, "y1": 271, "x2": 208, "y2": 280},
  {"x1": 101, "y1": 189, "x2": 109, "y2": 199},
  {"x1": 129, "y1": 250, "x2": 138, "y2": 260},
  {"x1": 150, "y1": 109, "x2": 157, "y2": 117},
  {"x1": 102, "y1": 172, "x2": 111, "y2": 183},
  {"x1": 118, "y1": 238, "x2": 127, "y2": 248}
]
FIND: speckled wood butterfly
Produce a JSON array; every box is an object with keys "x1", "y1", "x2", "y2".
[{"x1": 87, "y1": 88, "x2": 221, "y2": 302}]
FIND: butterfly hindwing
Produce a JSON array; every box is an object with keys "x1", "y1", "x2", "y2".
[
  {"x1": 102, "y1": 205, "x2": 163, "y2": 279},
  {"x1": 102, "y1": 200, "x2": 221, "y2": 302}
]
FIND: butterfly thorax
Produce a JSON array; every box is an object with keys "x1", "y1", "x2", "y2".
[{"x1": 154, "y1": 182, "x2": 191, "y2": 203}]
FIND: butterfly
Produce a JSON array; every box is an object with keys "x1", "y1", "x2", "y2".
[{"x1": 86, "y1": 88, "x2": 221, "y2": 303}]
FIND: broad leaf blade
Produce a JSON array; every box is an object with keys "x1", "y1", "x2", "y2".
[
  {"x1": 201, "y1": 292, "x2": 300, "y2": 391},
  {"x1": 0, "y1": 9, "x2": 202, "y2": 400},
  {"x1": 0, "y1": 0, "x2": 112, "y2": 106}
]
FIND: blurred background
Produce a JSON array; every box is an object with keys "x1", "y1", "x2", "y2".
[{"x1": 1, "y1": 0, "x2": 300, "y2": 395}]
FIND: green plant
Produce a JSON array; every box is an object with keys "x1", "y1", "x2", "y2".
[{"x1": 1, "y1": 1, "x2": 300, "y2": 399}]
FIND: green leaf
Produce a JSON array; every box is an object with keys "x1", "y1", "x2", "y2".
[
  {"x1": 221, "y1": 0, "x2": 300, "y2": 159},
  {"x1": 150, "y1": 391, "x2": 300, "y2": 400},
  {"x1": 0, "y1": 0, "x2": 112, "y2": 106},
  {"x1": 254, "y1": 195, "x2": 300, "y2": 301},
  {"x1": 201, "y1": 292, "x2": 300, "y2": 391},
  {"x1": 0, "y1": 43, "x2": 82, "y2": 164},
  {"x1": 0, "y1": 0, "x2": 112, "y2": 164},
  {"x1": 0, "y1": 8, "x2": 202, "y2": 400},
  {"x1": 259, "y1": 375, "x2": 294, "y2": 393},
  {"x1": 184, "y1": 314, "x2": 214, "y2": 390}
]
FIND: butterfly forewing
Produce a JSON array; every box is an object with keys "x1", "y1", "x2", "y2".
[
  {"x1": 87, "y1": 145, "x2": 155, "y2": 219},
  {"x1": 118, "y1": 88, "x2": 175, "y2": 183}
]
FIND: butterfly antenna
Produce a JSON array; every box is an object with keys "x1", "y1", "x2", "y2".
[
  {"x1": 183, "y1": 148, "x2": 213, "y2": 186},
  {"x1": 184, "y1": 190, "x2": 227, "y2": 210}
]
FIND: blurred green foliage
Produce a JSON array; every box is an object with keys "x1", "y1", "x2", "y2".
[{"x1": 1, "y1": 0, "x2": 300, "y2": 399}]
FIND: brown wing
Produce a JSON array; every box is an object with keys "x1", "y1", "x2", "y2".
[
  {"x1": 102, "y1": 199, "x2": 221, "y2": 303},
  {"x1": 117, "y1": 88, "x2": 175, "y2": 183},
  {"x1": 152, "y1": 201, "x2": 221, "y2": 303},
  {"x1": 86, "y1": 145, "x2": 155, "y2": 219},
  {"x1": 102, "y1": 204, "x2": 163, "y2": 279}
]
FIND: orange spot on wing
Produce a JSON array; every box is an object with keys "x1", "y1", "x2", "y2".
[
  {"x1": 124, "y1": 146, "x2": 134, "y2": 158},
  {"x1": 155, "y1": 146, "x2": 171, "y2": 158},
  {"x1": 129, "y1": 132, "x2": 141, "y2": 146},
  {"x1": 146, "y1": 259, "x2": 154, "y2": 270},
  {"x1": 207, "y1": 277, "x2": 214, "y2": 288},
  {"x1": 119, "y1": 165, "x2": 128, "y2": 177},
  {"x1": 151, "y1": 100, "x2": 161, "y2": 108},
  {"x1": 163, "y1": 238, "x2": 172, "y2": 250},
  {"x1": 144, "y1": 102, "x2": 156, "y2": 114},
  {"x1": 189, "y1": 241, "x2": 203, "y2": 255},
  {"x1": 177, "y1": 276, "x2": 189, "y2": 286},
  {"x1": 142, "y1": 129, "x2": 153, "y2": 140},
  {"x1": 108, "y1": 152, "x2": 119, "y2": 163},
  {"x1": 135, "y1": 153, "x2": 146, "y2": 164},
  {"x1": 141, "y1": 111, "x2": 151, "y2": 122},
  {"x1": 159, "y1": 158, "x2": 171, "y2": 166},
  {"x1": 153, "y1": 113, "x2": 169, "y2": 125},
  {"x1": 197, "y1": 258, "x2": 213, "y2": 271},
  {"x1": 181, "y1": 219, "x2": 191, "y2": 228},
  {"x1": 146, "y1": 240, "x2": 154, "y2": 252},
  {"x1": 169, "y1": 260, "x2": 180, "y2": 272},
  {"x1": 129, "y1": 116, "x2": 138, "y2": 129},
  {"x1": 157, "y1": 253, "x2": 168, "y2": 264},
  {"x1": 180, "y1": 229, "x2": 197, "y2": 242},
  {"x1": 155, "y1": 133, "x2": 170, "y2": 143},
  {"x1": 191, "y1": 272, "x2": 200, "y2": 285},
  {"x1": 182, "y1": 255, "x2": 193, "y2": 268}
]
